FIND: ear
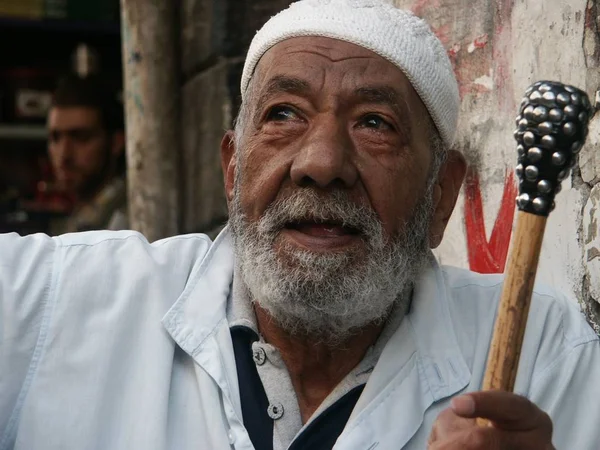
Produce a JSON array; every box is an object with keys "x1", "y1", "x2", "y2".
[
  {"x1": 428, "y1": 149, "x2": 467, "y2": 248},
  {"x1": 110, "y1": 131, "x2": 125, "y2": 157},
  {"x1": 221, "y1": 130, "x2": 236, "y2": 204}
]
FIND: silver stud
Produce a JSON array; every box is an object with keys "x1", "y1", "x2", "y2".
[
  {"x1": 571, "y1": 141, "x2": 583, "y2": 154},
  {"x1": 549, "y1": 108, "x2": 563, "y2": 122},
  {"x1": 564, "y1": 105, "x2": 577, "y2": 118},
  {"x1": 550, "y1": 201, "x2": 556, "y2": 212},
  {"x1": 517, "y1": 193, "x2": 530, "y2": 208},
  {"x1": 569, "y1": 158, "x2": 577, "y2": 168},
  {"x1": 541, "y1": 91, "x2": 557, "y2": 106},
  {"x1": 578, "y1": 111, "x2": 588, "y2": 123},
  {"x1": 533, "y1": 106, "x2": 548, "y2": 122},
  {"x1": 532, "y1": 197, "x2": 547, "y2": 213},
  {"x1": 523, "y1": 131, "x2": 536, "y2": 146},
  {"x1": 565, "y1": 85, "x2": 576, "y2": 93},
  {"x1": 538, "y1": 180, "x2": 552, "y2": 194},
  {"x1": 525, "y1": 165, "x2": 539, "y2": 181},
  {"x1": 571, "y1": 93, "x2": 581, "y2": 105},
  {"x1": 558, "y1": 169, "x2": 569, "y2": 181},
  {"x1": 515, "y1": 115, "x2": 522, "y2": 126},
  {"x1": 520, "y1": 97, "x2": 529, "y2": 108},
  {"x1": 582, "y1": 95, "x2": 590, "y2": 108},
  {"x1": 515, "y1": 164, "x2": 524, "y2": 177},
  {"x1": 538, "y1": 121, "x2": 553, "y2": 134},
  {"x1": 556, "y1": 184, "x2": 562, "y2": 194},
  {"x1": 539, "y1": 84, "x2": 552, "y2": 93},
  {"x1": 533, "y1": 81, "x2": 543, "y2": 88},
  {"x1": 525, "y1": 86, "x2": 534, "y2": 96},
  {"x1": 518, "y1": 118, "x2": 529, "y2": 131},
  {"x1": 514, "y1": 130, "x2": 521, "y2": 140},
  {"x1": 523, "y1": 105, "x2": 535, "y2": 120},
  {"x1": 552, "y1": 152, "x2": 566, "y2": 166},
  {"x1": 563, "y1": 122, "x2": 576, "y2": 136},
  {"x1": 517, "y1": 144, "x2": 526, "y2": 157},
  {"x1": 529, "y1": 91, "x2": 542, "y2": 102},
  {"x1": 557, "y1": 92, "x2": 571, "y2": 106},
  {"x1": 541, "y1": 135, "x2": 556, "y2": 149},
  {"x1": 527, "y1": 147, "x2": 543, "y2": 162}
]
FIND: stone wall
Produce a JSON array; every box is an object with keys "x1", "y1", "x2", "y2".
[{"x1": 179, "y1": 0, "x2": 294, "y2": 236}]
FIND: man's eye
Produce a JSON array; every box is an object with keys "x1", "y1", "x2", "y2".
[
  {"x1": 266, "y1": 106, "x2": 299, "y2": 122},
  {"x1": 71, "y1": 131, "x2": 92, "y2": 142},
  {"x1": 360, "y1": 114, "x2": 393, "y2": 130}
]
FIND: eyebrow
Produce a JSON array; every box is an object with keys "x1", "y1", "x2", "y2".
[
  {"x1": 263, "y1": 75, "x2": 311, "y2": 97},
  {"x1": 253, "y1": 75, "x2": 311, "y2": 123}
]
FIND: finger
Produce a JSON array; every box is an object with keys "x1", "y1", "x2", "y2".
[
  {"x1": 429, "y1": 407, "x2": 475, "y2": 443},
  {"x1": 428, "y1": 426, "x2": 503, "y2": 450},
  {"x1": 428, "y1": 424, "x2": 555, "y2": 450},
  {"x1": 451, "y1": 390, "x2": 552, "y2": 432}
]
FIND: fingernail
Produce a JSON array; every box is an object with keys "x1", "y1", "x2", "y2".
[{"x1": 451, "y1": 395, "x2": 476, "y2": 416}]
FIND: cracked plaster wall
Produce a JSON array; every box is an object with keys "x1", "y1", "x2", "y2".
[{"x1": 394, "y1": 0, "x2": 600, "y2": 331}]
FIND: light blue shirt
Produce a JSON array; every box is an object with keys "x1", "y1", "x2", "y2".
[{"x1": 1, "y1": 227, "x2": 599, "y2": 449}]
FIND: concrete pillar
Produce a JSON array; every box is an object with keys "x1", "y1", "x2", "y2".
[{"x1": 120, "y1": 0, "x2": 181, "y2": 241}]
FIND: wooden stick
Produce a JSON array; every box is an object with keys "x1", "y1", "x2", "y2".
[
  {"x1": 476, "y1": 80, "x2": 592, "y2": 427},
  {"x1": 477, "y1": 212, "x2": 546, "y2": 426}
]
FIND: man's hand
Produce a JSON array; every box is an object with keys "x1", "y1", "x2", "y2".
[{"x1": 427, "y1": 390, "x2": 554, "y2": 449}]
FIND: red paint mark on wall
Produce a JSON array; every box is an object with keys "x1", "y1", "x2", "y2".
[
  {"x1": 448, "y1": 43, "x2": 461, "y2": 57},
  {"x1": 464, "y1": 167, "x2": 517, "y2": 273},
  {"x1": 473, "y1": 34, "x2": 489, "y2": 49}
]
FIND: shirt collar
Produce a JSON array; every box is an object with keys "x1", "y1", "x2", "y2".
[
  {"x1": 347, "y1": 252, "x2": 471, "y2": 424},
  {"x1": 227, "y1": 268, "x2": 259, "y2": 335},
  {"x1": 161, "y1": 226, "x2": 235, "y2": 357}
]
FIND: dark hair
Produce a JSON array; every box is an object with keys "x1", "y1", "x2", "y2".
[{"x1": 51, "y1": 73, "x2": 124, "y2": 134}]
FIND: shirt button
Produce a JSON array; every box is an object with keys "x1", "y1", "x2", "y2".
[
  {"x1": 253, "y1": 346, "x2": 266, "y2": 365},
  {"x1": 267, "y1": 402, "x2": 284, "y2": 420}
]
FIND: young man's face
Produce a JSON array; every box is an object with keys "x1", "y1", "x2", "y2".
[{"x1": 47, "y1": 106, "x2": 114, "y2": 199}]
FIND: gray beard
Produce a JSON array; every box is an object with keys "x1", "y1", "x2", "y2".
[{"x1": 229, "y1": 183, "x2": 434, "y2": 346}]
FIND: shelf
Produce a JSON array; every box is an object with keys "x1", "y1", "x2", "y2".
[
  {"x1": 0, "y1": 124, "x2": 47, "y2": 140},
  {"x1": 0, "y1": 17, "x2": 120, "y2": 35}
]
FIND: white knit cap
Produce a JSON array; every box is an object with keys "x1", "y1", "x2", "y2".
[{"x1": 241, "y1": 0, "x2": 459, "y2": 148}]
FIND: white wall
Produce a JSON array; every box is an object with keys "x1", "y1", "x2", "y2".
[{"x1": 394, "y1": 0, "x2": 600, "y2": 330}]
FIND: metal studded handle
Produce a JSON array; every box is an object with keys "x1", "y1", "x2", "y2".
[{"x1": 514, "y1": 81, "x2": 593, "y2": 216}]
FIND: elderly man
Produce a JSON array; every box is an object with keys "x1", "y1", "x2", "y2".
[{"x1": 1, "y1": 1, "x2": 599, "y2": 449}]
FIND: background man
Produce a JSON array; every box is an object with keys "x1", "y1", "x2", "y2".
[
  {"x1": 1, "y1": 1, "x2": 599, "y2": 449},
  {"x1": 47, "y1": 73, "x2": 127, "y2": 232}
]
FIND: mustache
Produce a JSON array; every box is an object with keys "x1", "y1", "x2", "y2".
[{"x1": 257, "y1": 189, "x2": 382, "y2": 235}]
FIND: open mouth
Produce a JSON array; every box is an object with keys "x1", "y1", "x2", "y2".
[{"x1": 283, "y1": 220, "x2": 361, "y2": 240}]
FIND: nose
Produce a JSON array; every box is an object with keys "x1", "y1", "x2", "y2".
[
  {"x1": 290, "y1": 117, "x2": 358, "y2": 189},
  {"x1": 51, "y1": 136, "x2": 73, "y2": 166}
]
